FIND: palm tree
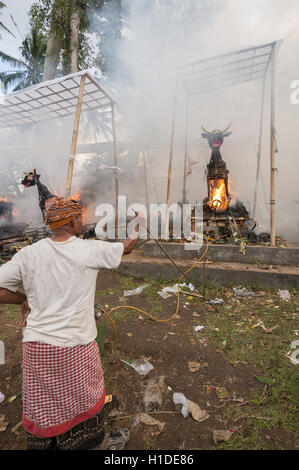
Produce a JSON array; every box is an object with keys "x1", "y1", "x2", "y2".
[
  {"x1": 0, "y1": 28, "x2": 47, "y2": 91},
  {"x1": 0, "y1": 1, "x2": 15, "y2": 38}
]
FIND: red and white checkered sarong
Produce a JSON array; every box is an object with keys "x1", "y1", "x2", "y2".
[{"x1": 22, "y1": 341, "x2": 105, "y2": 438}]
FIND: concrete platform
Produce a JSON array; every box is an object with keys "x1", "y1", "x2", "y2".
[
  {"x1": 143, "y1": 241, "x2": 299, "y2": 266},
  {"x1": 118, "y1": 251, "x2": 299, "y2": 289}
]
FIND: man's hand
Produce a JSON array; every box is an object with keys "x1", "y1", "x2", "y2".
[
  {"x1": 122, "y1": 212, "x2": 145, "y2": 255},
  {"x1": 19, "y1": 299, "x2": 31, "y2": 328}
]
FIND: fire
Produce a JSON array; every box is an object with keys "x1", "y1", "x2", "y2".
[
  {"x1": 0, "y1": 197, "x2": 8, "y2": 202},
  {"x1": 71, "y1": 190, "x2": 90, "y2": 223},
  {"x1": 12, "y1": 209, "x2": 20, "y2": 217},
  {"x1": 71, "y1": 191, "x2": 80, "y2": 201},
  {"x1": 209, "y1": 179, "x2": 230, "y2": 212}
]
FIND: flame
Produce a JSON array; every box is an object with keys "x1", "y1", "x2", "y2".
[
  {"x1": 209, "y1": 179, "x2": 230, "y2": 212},
  {"x1": 71, "y1": 191, "x2": 80, "y2": 201},
  {"x1": 82, "y1": 206, "x2": 89, "y2": 222},
  {"x1": 12, "y1": 209, "x2": 20, "y2": 217},
  {"x1": 0, "y1": 197, "x2": 8, "y2": 202},
  {"x1": 71, "y1": 190, "x2": 90, "y2": 223}
]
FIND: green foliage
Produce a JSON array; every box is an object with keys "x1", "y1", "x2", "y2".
[
  {"x1": 28, "y1": 0, "x2": 124, "y2": 78},
  {"x1": 0, "y1": 26, "x2": 47, "y2": 91},
  {"x1": 0, "y1": 1, "x2": 15, "y2": 38}
]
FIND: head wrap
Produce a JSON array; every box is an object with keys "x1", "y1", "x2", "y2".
[{"x1": 44, "y1": 196, "x2": 82, "y2": 230}]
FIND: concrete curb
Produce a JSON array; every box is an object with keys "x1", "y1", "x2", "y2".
[
  {"x1": 118, "y1": 257, "x2": 299, "y2": 289},
  {"x1": 143, "y1": 241, "x2": 299, "y2": 266}
]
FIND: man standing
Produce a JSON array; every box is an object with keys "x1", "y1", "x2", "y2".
[{"x1": 0, "y1": 196, "x2": 140, "y2": 450}]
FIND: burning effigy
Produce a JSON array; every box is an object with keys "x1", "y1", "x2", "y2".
[
  {"x1": 201, "y1": 122, "x2": 232, "y2": 213},
  {"x1": 21, "y1": 170, "x2": 96, "y2": 240},
  {"x1": 21, "y1": 170, "x2": 55, "y2": 218},
  {"x1": 200, "y1": 123, "x2": 251, "y2": 241}
]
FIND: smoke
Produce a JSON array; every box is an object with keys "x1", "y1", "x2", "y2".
[
  {"x1": 1, "y1": 0, "x2": 299, "y2": 244},
  {"x1": 98, "y1": 0, "x2": 299, "y2": 243}
]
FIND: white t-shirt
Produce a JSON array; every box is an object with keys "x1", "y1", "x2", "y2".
[{"x1": 0, "y1": 237, "x2": 124, "y2": 347}]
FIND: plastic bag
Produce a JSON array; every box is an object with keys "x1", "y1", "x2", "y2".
[
  {"x1": 173, "y1": 392, "x2": 189, "y2": 418},
  {"x1": 279, "y1": 290, "x2": 291, "y2": 301},
  {"x1": 124, "y1": 284, "x2": 150, "y2": 297},
  {"x1": 121, "y1": 359, "x2": 154, "y2": 376}
]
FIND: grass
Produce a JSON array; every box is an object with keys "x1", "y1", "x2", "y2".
[
  {"x1": 96, "y1": 322, "x2": 106, "y2": 355},
  {"x1": 99, "y1": 274, "x2": 298, "y2": 449},
  {"x1": 194, "y1": 286, "x2": 299, "y2": 448},
  {"x1": 1, "y1": 303, "x2": 19, "y2": 319}
]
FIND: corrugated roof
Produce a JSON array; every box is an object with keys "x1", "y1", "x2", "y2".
[
  {"x1": 179, "y1": 41, "x2": 282, "y2": 96},
  {"x1": 0, "y1": 70, "x2": 114, "y2": 129}
]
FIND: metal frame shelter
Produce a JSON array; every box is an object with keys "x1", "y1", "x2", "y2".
[
  {"x1": 166, "y1": 41, "x2": 282, "y2": 246},
  {"x1": 0, "y1": 70, "x2": 120, "y2": 236}
]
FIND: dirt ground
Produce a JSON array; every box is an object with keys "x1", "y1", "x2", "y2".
[{"x1": 0, "y1": 270, "x2": 298, "y2": 450}]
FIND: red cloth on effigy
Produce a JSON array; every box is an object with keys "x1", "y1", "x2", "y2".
[{"x1": 22, "y1": 340, "x2": 105, "y2": 438}]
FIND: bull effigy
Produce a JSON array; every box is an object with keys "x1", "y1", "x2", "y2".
[
  {"x1": 200, "y1": 123, "x2": 252, "y2": 241},
  {"x1": 201, "y1": 122, "x2": 232, "y2": 213}
]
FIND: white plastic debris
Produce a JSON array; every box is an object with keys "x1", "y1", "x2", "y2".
[
  {"x1": 233, "y1": 287, "x2": 257, "y2": 298},
  {"x1": 0, "y1": 392, "x2": 5, "y2": 404},
  {"x1": 120, "y1": 359, "x2": 154, "y2": 376},
  {"x1": 157, "y1": 289, "x2": 173, "y2": 299},
  {"x1": 279, "y1": 290, "x2": 291, "y2": 301},
  {"x1": 207, "y1": 298, "x2": 224, "y2": 305},
  {"x1": 124, "y1": 284, "x2": 150, "y2": 297},
  {"x1": 158, "y1": 283, "x2": 195, "y2": 299},
  {"x1": 194, "y1": 325, "x2": 205, "y2": 332},
  {"x1": 173, "y1": 393, "x2": 189, "y2": 418}
]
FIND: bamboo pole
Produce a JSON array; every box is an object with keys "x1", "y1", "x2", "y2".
[
  {"x1": 252, "y1": 74, "x2": 266, "y2": 220},
  {"x1": 165, "y1": 74, "x2": 178, "y2": 240},
  {"x1": 66, "y1": 74, "x2": 86, "y2": 197},
  {"x1": 270, "y1": 43, "x2": 276, "y2": 247},
  {"x1": 142, "y1": 150, "x2": 150, "y2": 226},
  {"x1": 148, "y1": 149, "x2": 160, "y2": 204},
  {"x1": 182, "y1": 98, "x2": 189, "y2": 206},
  {"x1": 111, "y1": 103, "x2": 119, "y2": 240},
  {"x1": 182, "y1": 98, "x2": 189, "y2": 241}
]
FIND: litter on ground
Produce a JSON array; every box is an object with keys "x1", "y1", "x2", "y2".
[
  {"x1": 120, "y1": 359, "x2": 154, "y2": 376},
  {"x1": 124, "y1": 284, "x2": 150, "y2": 297},
  {"x1": 158, "y1": 283, "x2": 195, "y2": 299},
  {"x1": 279, "y1": 290, "x2": 291, "y2": 301}
]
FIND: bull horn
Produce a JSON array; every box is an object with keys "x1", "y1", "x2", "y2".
[
  {"x1": 201, "y1": 125, "x2": 211, "y2": 134},
  {"x1": 222, "y1": 121, "x2": 232, "y2": 134}
]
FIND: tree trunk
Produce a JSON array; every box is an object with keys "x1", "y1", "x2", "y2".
[
  {"x1": 70, "y1": 0, "x2": 82, "y2": 74},
  {"x1": 43, "y1": 30, "x2": 62, "y2": 81},
  {"x1": 43, "y1": 0, "x2": 64, "y2": 81}
]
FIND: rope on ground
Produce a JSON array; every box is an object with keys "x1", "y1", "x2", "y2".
[{"x1": 102, "y1": 234, "x2": 210, "y2": 335}]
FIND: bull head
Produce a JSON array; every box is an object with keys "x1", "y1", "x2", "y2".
[{"x1": 201, "y1": 122, "x2": 232, "y2": 149}]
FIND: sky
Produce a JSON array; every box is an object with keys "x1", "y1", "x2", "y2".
[{"x1": 0, "y1": 0, "x2": 34, "y2": 71}]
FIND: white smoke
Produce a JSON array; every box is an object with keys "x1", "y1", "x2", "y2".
[{"x1": 1, "y1": 0, "x2": 299, "y2": 243}]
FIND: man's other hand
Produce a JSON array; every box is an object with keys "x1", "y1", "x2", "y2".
[{"x1": 19, "y1": 299, "x2": 31, "y2": 327}]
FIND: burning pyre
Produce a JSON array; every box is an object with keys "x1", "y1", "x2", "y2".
[
  {"x1": 200, "y1": 123, "x2": 251, "y2": 241},
  {"x1": 201, "y1": 122, "x2": 232, "y2": 213},
  {"x1": 0, "y1": 197, "x2": 13, "y2": 224},
  {"x1": 21, "y1": 170, "x2": 95, "y2": 238}
]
